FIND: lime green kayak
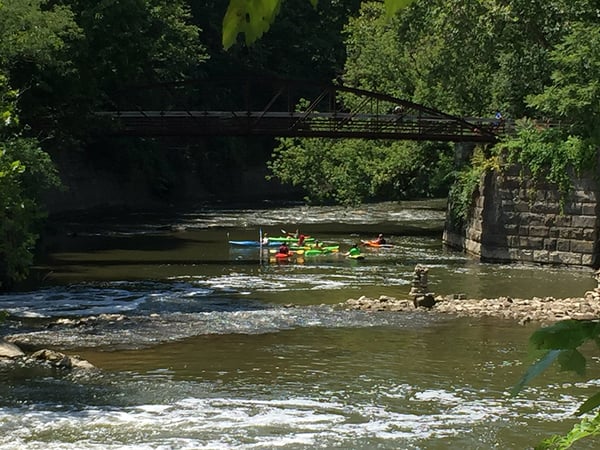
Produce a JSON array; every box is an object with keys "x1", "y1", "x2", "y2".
[
  {"x1": 303, "y1": 246, "x2": 339, "y2": 256},
  {"x1": 269, "y1": 236, "x2": 315, "y2": 244}
]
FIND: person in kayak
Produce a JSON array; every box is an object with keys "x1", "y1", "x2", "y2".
[
  {"x1": 278, "y1": 242, "x2": 290, "y2": 255},
  {"x1": 345, "y1": 243, "x2": 361, "y2": 257},
  {"x1": 297, "y1": 234, "x2": 306, "y2": 246},
  {"x1": 373, "y1": 233, "x2": 386, "y2": 245},
  {"x1": 261, "y1": 232, "x2": 269, "y2": 245}
]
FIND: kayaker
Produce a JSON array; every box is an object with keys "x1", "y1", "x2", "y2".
[
  {"x1": 297, "y1": 234, "x2": 306, "y2": 246},
  {"x1": 345, "y1": 243, "x2": 361, "y2": 257},
  {"x1": 261, "y1": 233, "x2": 269, "y2": 245},
  {"x1": 373, "y1": 233, "x2": 386, "y2": 245},
  {"x1": 278, "y1": 242, "x2": 290, "y2": 255}
]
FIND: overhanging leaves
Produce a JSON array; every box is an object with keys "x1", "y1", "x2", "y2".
[
  {"x1": 222, "y1": 0, "x2": 282, "y2": 49},
  {"x1": 557, "y1": 348, "x2": 586, "y2": 376},
  {"x1": 511, "y1": 349, "x2": 561, "y2": 396},
  {"x1": 512, "y1": 321, "x2": 600, "y2": 395},
  {"x1": 530, "y1": 320, "x2": 600, "y2": 351},
  {"x1": 576, "y1": 392, "x2": 600, "y2": 416},
  {"x1": 222, "y1": 0, "x2": 415, "y2": 49}
]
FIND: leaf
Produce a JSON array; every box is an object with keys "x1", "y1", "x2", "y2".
[
  {"x1": 576, "y1": 391, "x2": 600, "y2": 416},
  {"x1": 383, "y1": 0, "x2": 416, "y2": 19},
  {"x1": 536, "y1": 411, "x2": 600, "y2": 449},
  {"x1": 222, "y1": 0, "x2": 414, "y2": 49},
  {"x1": 222, "y1": 0, "x2": 282, "y2": 49},
  {"x1": 530, "y1": 320, "x2": 600, "y2": 351},
  {"x1": 511, "y1": 349, "x2": 561, "y2": 396},
  {"x1": 557, "y1": 348, "x2": 586, "y2": 376}
]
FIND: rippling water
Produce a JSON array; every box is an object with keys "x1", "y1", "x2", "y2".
[{"x1": 1, "y1": 201, "x2": 599, "y2": 449}]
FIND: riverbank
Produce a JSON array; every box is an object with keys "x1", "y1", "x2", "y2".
[{"x1": 342, "y1": 289, "x2": 600, "y2": 325}]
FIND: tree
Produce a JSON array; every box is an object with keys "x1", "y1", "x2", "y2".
[
  {"x1": 527, "y1": 21, "x2": 600, "y2": 145},
  {"x1": 0, "y1": 136, "x2": 60, "y2": 288},
  {"x1": 10, "y1": 0, "x2": 206, "y2": 140},
  {"x1": 496, "y1": 8, "x2": 600, "y2": 207},
  {"x1": 268, "y1": 136, "x2": 453, "y2": 205},
  {"x1": 0, "y1": 0, "x2": 79, "y2": 288},
  {"x1": 0, "y1": 0, "x2": 75, "y2": 288}
]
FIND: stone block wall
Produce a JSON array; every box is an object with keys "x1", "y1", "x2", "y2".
[{"x1": 443, "y1": 166, "x2": 600, "y2": 267}]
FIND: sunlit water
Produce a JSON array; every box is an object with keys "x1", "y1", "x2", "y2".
[{"x1": 1, "y1": 201, "x2": 599, "y2": 449}]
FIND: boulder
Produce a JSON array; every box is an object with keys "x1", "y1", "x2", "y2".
[
  {"x1": 414, "y1": 294, "x2": 436, "y2": 309},
  {"x1": 0, "y1": 339, "x2": 25, "y2": 358},
  {"x1": 29, "y1": 349, "x2": 95, "y2": 370}
]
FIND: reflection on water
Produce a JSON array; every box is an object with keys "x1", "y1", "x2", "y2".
[{"x1": 1, "y1": 201, "x2": 599, "y2": 449}]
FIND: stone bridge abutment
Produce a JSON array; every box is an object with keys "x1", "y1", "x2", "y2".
[{"x1": 443, "y1": 164, "x2": 600, "y2": 268}]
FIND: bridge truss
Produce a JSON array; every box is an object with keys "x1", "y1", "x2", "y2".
[{"x1": 99, "y1": 77, "x2": 502, "y2": 143}]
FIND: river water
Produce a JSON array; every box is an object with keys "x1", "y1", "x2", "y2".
[{"x1": 1, "y1": 200, "x2": 599, "y2": 449}]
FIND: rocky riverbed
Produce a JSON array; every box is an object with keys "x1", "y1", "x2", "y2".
[
  {"x1": 342, "y1": 290, "x2": 600, "y2": 325},
  {"x1": 341, "y1": 264, "x2": 600, "y2": 325}
]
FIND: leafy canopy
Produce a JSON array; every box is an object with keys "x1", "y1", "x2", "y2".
[{"x1": 0, "y1": 0, "x2": 82, "y2": 68}]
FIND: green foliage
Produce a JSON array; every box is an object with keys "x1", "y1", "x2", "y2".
[
  {"x1": 0, "y1": 138, "x2": 60, "y2": 289},
  {"x1": 0, "y1": 0, "x2": 82, "y2": 289},
  {"x1": 223, "y1": 0, "x2": 284, "y2": 50},
  {"x1": 383, "y1": 0, "x2": 415, "y2": 19},
  {"x1": 268, "y1": 137, "x2": 453, "y2": 205},
  {"x1": 498, "y1": 119, "x2": 596, "y2": 202},
  {"x1": 498, "y1": 16, "x2": 600, "y2": 209},
  {"x1": 222, "y1": 0, "x2": 414, "y2": 49},
  {"x1": 0, "y1": 0, "x2": 82, "y2": 69},
  {"x1": 0, "y1": 74, "x2": 17, "y2": 128},
  {"x1": 526, "y1": 21, "x2": 600, "y2": 143},
  {"x1": 536, "y1": 413, "x2": 600, "y2": 450},
  {"x1": 72, "y1": 0, "x2": 204, "y2": 86},
  {"x1": 343, "y1": 2, "x2": 410, "y2": 98},
  {"x1": 513, "y1": 320, "x2": 600, "y2": 449},
  {"x1": 447, "y1": 147, "x2": 499, "y2": 228}
]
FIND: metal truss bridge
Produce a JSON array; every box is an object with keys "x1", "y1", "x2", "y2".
[{"x1": 98, "y1": 77, "x2": 504, "y2": 143}]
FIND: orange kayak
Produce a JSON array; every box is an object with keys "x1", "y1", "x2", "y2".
[{"x1": 361, "y1": 240, "x2": 394, "y2": 248}]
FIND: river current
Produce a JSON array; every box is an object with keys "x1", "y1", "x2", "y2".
[{"x1": 1, "y1": 200, "x2": 599, "y2": 449}]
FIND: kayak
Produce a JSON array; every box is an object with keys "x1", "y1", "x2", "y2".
[
  {"x1": 291, "y1": 245, "x2": 339, "y2": 252},
  {"x1": 361, "y1": 240, "x2": 394, "y2": 248},
  {"x1": 303, "y1": 246, "x2": 340, "y2": 256},
  {"x1": 268, "y1": 236, "x2": 315, "y2": 244},
  {"x1": 269, "y1": 253, "x2": 306, "y2": 264},
  {"x1": 228, "y1": 240, "x2": 281, "y2": 247},
  {"x1": 348, "y1": 254, "x2": 365, "y2": 260}
]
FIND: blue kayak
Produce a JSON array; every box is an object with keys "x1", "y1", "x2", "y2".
[{"x1": 228, "y1": 240, "x2": 281, "y2": 247}]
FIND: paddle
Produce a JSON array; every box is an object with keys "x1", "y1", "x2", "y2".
[{"x1": 281, "y1": 228, "x2": 301, "y2": 238}]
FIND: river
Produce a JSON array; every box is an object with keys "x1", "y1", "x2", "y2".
[{"x1": 1, "y1": 200, "x2": 599, "y2": 449}]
